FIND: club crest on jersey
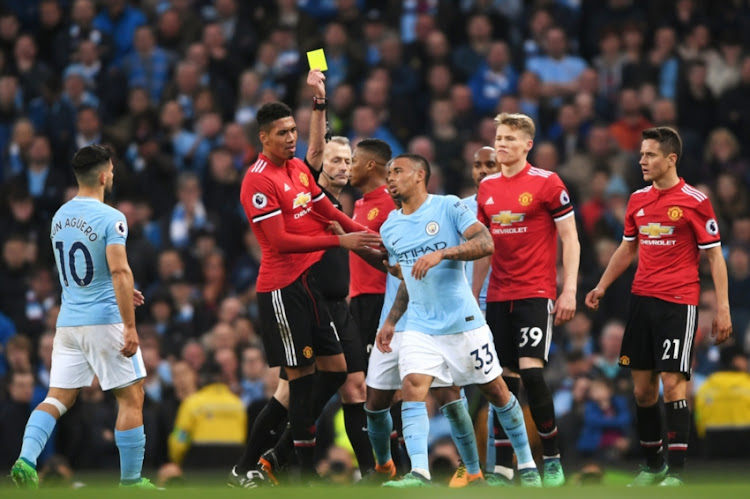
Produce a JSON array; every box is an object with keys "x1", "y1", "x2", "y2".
[
  {"x1": 518, "y1": 192, "x2": 533, "y2": 206},
  {"x1": 303, "y1": 346, "x2": 313, "y2": 358},
  {"x1": 559, "y1": 190, "x2": 570, "y2": 205},
  {"x1": 667, "y1": 206, "x2": 683, "y2": 221},
  {"x1": 367, "y1": 207, "x2": 379, "y2": 221},
  {"x1": 491, "y1": 211, "x2": 525, "y2": 226},
  {"x1": 706, "y1": 218, "x2": 719, "y2": 236},
  {"x1": 425, "y1": 221, "x2": 440, "y2": 235},
  {"x1": 619, "y1": 355, "x2": 630, "y2": 366},
  {"x1": 115, "y1": 220, "x2": 127, "y2": 236},
  {"x1": 639, "y1": 223, "x2": 674, "y2": 238},
  {"x1": 252, "y1": 192, "x2": 267, "y2": 209},
  {"x1": 299, "y1": 172, "x2": 309, "y2": 187},
  {"x1": 293, "y1": 192, "x2": 312, "y2": 208}
]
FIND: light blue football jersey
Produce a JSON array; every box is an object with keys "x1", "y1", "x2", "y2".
[
  {"x1": 377, "y1": 253, "x2": 407, "y2": 333},
  {"x1": 380, "y1": 195, "x2": 486, "y2": 336},
  {"x1": 461, "y1": 194, "x2": 489, "y2": 311},
  {"x1": 51, "y1": 197, "x2": 128, "y2": 327}
]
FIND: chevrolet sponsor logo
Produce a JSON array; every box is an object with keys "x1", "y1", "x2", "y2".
[
  {"x1": 293, "y1": 192, "x2": 312, "y2": 209},
  {"x1": 491, "y1": 211, "x2": 525, "y2": 226},
  {"x1": 639, "y1": 223, "x2": 674, "y2": 238}
]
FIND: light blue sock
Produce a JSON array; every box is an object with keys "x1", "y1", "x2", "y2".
[
  {"x1": 493, "y1": 395, "x2": 535, "y2": 469},
  {"x1": 486, "y1": 403, "x2": 496, "y2": 470},
  {"x1": 365, "y1": 406, "x2": 393, "y2": 466},
  {"x1": 401, "y1": 401, "x2": 430, "y2": 476},
  {"x1": 441, "y1": 399, "x2": 480, "y2": 474},
  {"x1": 115, "y1": 425, "x2": 145, "y2": 484},
  {"x1": 20, "y1": 410, "x2": 58, "y2": 467}
]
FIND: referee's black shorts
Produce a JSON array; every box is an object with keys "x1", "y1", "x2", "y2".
[
  {"x1": 350, "y1": 293, "x2": 385, "y2": 357},
  {"x1": 257, "y1": 271, "x2": 343, "y2": 368},
  {"x1": 325, "y1": 298, "x2": 367, "y2": 373}
]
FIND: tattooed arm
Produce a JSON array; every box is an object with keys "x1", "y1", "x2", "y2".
[
  {"x1": 411, "y1": 222, "x2": 494, "y2": 280},
  {"x1": 377, "y1": 281, "x2": 409, "y2": 353}
]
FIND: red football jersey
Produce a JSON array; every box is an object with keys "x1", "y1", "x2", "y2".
[
  {"x1": 623, "y1": 179, "x2": 721, "y2": 305},
  {"x1": 240, "y1": 154, "x2": 329, "y2": 292},
  {"x1": 477, "y1": 163, "x2": 574, "y2": 302},
  {"x1": 349, "y1": 186, "x2": 394, "y2": 297}
]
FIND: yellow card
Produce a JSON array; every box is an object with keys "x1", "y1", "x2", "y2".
[{"x1": 306, "y1": 49, "x2": 328, "y2": 71}]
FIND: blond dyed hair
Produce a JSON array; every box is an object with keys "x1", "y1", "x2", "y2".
[{"x1": 494, "y1": 113, "x2": 536, "y2": 139}]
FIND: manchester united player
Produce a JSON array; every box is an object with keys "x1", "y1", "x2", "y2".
[
  {"x1": 349, "y1": 139, "x2": 395, "y2": 355},
  {"x1": 474, "y1": 113, "x2": 580, "y2": 487},
  {"x1": 236, "y1": 69, "x2": 380, "y2": 483},
  {"x1": 585, "y1": 127, "x2": 732, "y2": 486}
]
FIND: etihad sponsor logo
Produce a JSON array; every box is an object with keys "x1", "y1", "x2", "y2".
[
  {"x1": 397, "y1": 241, "x2": 448, "y2": 264},
  {"x1": 293, "y1": 191, "x2": 312, "y2": 209},
  {"x1": 639, "y1": 223, "x2": 674, "y2": 238},
  {"x1": 667, "y1": 206, "x2": 683, "y2": 221},
  {"x1": 491, "y1": 211, "x2": 525, "y2": 226},
  {"x1": 519, "y1": 192, "x2": 533, "y2": 206}
]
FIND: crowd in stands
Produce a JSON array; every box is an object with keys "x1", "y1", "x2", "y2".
[{"x1": 1, "y1": 0, "x2": 750, "y2": 482}]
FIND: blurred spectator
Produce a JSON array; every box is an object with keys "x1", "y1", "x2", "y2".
[
  {"x1": 677, "y1": 60, "x2": 717, "y2": 140},
  {"x1": 92, "y1": 0, "x2": 147, "y2": 65},
  {"x1": 593, "y1": 27, "x2": 627, "y2": 103},
  {"x1": 0, "y1": 235, "x2": 32, "y2": 329},
  {"x1": 168, "y1": 361, "x2": 246, "y2": 468},
  {"x1": 608, "y1": 88, "x2": 652, "y2": 153},
  {"x1": 591, "y1": 320, "x2": 630, "y2": 395},
  {"x1": 55, "y1": 0, "x2": 113, "y2": 70},
  {"x1": 576, "y1": 377, "x2": 632, "y2": 461},
  {"x1": 706, "y1": 32, "x2": 744, "y2": 98},
  {"x1": 468, "y1": 41, "x2": 517, "y2": 115},
  {"x1": 0, "y1": 370, "x2": 35, "y2": 468},
  {"x1": 717, "y1": 55, "x2": 750, "y2": 158},
  {"x1": 694, "y1": 343, "x2": 750, "y2": 458},
  {"x1": 526, "y1": 26, "x2": 587, "y2": 105},
  {"x1": 12, "y1": 34, "x2": 52, "y2": 107},
  {"x1": 452, "y1": 14, "x2": 493, "y2": 81},
  {"x1": 239, "y1": 345, "x2": 267, "y2": 407}
]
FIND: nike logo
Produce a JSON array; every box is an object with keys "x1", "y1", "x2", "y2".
[
  {"x1": 361, "y1": 426, "x2": 368, "y2": 432},
  {"x1": 484, "y1": 365, "x2": 493, "y2": 375},
  {"x1": 392, "y1": 237, "x2": 402, "y2": 246}
]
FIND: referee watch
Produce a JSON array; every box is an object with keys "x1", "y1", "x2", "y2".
[{"x1": 312, "y1": 96, "x2": 327, "y2": 111}]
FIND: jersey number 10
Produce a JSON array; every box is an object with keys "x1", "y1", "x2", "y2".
[{"x1": 55, "y1": 241, "x2": 94, "y2": 286}]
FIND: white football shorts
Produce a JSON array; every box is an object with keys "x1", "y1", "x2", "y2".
[
  {"x1": 399, "y1": 325, "x2": 502, "y2": 387},
  {"x1": 50, "y1": 323, "x2": 146, "y2": 391},
  {"x1": 366, "y1": 332, "x2": 452, "y2": 390}
]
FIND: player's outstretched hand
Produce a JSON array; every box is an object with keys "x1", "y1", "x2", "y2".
[
  {"x1": 376, "y1": 323, "x2": 395, "y2": 353},
  {"x1": 585, "y1": 287, "x2": 605, "y2": 311},
  {"x1": 121, "y1": 325, "x2": 139, "y2": 357},
  {"x1": 553, "y1": 288, "x2": 576, "y2": 326},
  {"x1": 326, "y1": 220, "x2": 345, "y2": 235},
  {"x1": 383, "y1": 259, "x2": 403, "y2": 280},
  {"x1": 133, "y1": 289, "x2": 145, "y2": 307},
  {"x1": 307, "y1": 69, "x2": 326, "y2": 97},
  {"x1": 411, "y1": 251, "x2": 443, "y2": 280},
  {"x1": 338, "y1": 231, "x2": 381, "y2": 250},
  {"x1": 712, "y1": 308, "x2": 733, "y2": 345}
]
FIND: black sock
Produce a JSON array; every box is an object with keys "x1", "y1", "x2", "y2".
[
  {"x1": 636, "y1": 402, "x2": 664, "y2": 469},
  {"x1": 390, "y1": 401, "x2": 408, "y2": 473},
  {"x1": 493, "y1": 376, "x2": 520, "y2": 469},
  {"x1": 271, "y1": 425, "x2": 295, "y2": 467},
  {"x1": 343, "y1": 402, "x2": 375, "y2": 473},
  {"x1": 665, "y1": 399, "x2": 690, "y2": 473},
  {"x1": 520, "y1": 368, "x2": 559, "y2": 457},
  {"x1": 237, "y1": 397, "x2": 287, "y2": 472},
  {"x1": 288, "y1": 375, "x2": 317, "y2": 472},
  {"x1": 312, "y1": 371, "x2": 347, "y2": 415}
]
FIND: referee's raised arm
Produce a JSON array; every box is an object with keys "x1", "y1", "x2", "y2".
[{"x1": 305, "y1": 69, "x2": 328, "y2": 171}]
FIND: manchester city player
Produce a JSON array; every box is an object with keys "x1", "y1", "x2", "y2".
[
  {"x1": 11, "y1": 145, "x2": 155, "y2": 489},
  {"x1": 377, "y1": 154, "x2": 541, "y2": 487}
]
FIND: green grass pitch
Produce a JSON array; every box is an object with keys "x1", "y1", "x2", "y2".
[{"x1": 3, "y1": 469, "x2": 750, "y2": 498}]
